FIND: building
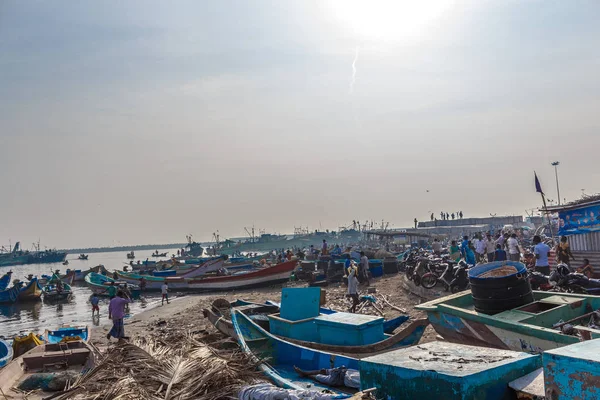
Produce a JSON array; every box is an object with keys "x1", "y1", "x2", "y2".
[{"x1": 546, "y1": 195, "x2": 600, "y2": 268}]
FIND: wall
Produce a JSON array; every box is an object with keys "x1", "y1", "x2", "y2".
[
  {"x1": 418, "y1": 216, "x2": 524, "y2": 229},
  {"x1": 568, "y1": 232, "x2": 600, "y2": 252}
]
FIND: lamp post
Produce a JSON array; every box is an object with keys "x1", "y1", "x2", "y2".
[{"x1": 551, "y1": 161, "x2": 561, "y2": 205}]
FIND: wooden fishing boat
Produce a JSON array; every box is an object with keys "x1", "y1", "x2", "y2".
[
  {"x1": 18, "y1": 277, "x2": 43, "y2": 301},
  {"x1": 0, "y1": 285, "x2": 20, "y2": 304},
  {"x1": 0, "y1": 339, "x2": 13, "y2": 368},
  {"x1": 126, "y1": 251, "x2": 135, "y2": 259},
  {"x1": 122, "y1": 257, "x2": 227, "y2": 280},
  {"x1": 116, "y1": 259, "x2": 297, "y2": 291},
  {"x1": 0, "y1": 272, "x2": 12, "y2": 290},
  {"x1": 42, "y1": 275, "x2": 73, "y2": 302},
  {"x1": 151, "y1": 251, "x2": 168, "y2": 257},
  {"x1": 12, "y1": 333, "x2": 43, "y2": 358},
  {"x1": 45, "y1": 325, "x2": 89, "y2": 343},
  {"x1": 416, "y1": 290, "x2": 600, "y2": 353},
  {"x1": 203, "y1": 299, "x2": 280, "y2": 338},
  {"x1": 231, "y1": 309, "x2": 359, "y2": 397},
  {"x1": 205, "y1": 299, "x2": 427, "y2": 354},
  {"x1": 61, "y1": 268, "x2": 87, "y2": 282},
  {"x1": 78, "y1": 254, "x2": 89, "y2": 260},
  {"x1": 85, "y1": 272, "x2": 141, "y2": 297},
  {"x1": 0, "y1": 340, "x2": 94, "y2": 399}
]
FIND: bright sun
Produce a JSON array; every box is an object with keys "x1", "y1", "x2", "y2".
[{"x1": 326, "y1": 0, "x2": 455, "y2": 41}]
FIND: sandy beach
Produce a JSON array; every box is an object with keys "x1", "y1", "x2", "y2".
[{"x1": 90, "y1": 273, "x2": 438, "y2": 347}]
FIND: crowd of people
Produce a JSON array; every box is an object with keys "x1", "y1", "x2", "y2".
[{"x1": 433, "y1": 231, "x2": 594, "y2": 278}]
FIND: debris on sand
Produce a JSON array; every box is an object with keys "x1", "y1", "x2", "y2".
[{"x1": 53, "y1": 336, "x2": 265, "y2": 400}]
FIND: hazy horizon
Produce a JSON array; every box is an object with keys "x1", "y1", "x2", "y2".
[{"x1": 2, "y1": 1, "x2": 599, "y2": 249}]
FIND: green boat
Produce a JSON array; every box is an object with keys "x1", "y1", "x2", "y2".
[{"x1": 416, "y1": 290, "x2": 600, "y2": 354}]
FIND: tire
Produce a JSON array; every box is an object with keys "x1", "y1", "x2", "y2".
[
  {"x1": 442, "y1": 282, "x2": 450, "y2": 292},
  {"x1": 451, "y1": 284, "x2": 462, "y2": 294},
  {"x1": 406, "y1": 269, "x2": 413, "y2": 281},
  {"x1": 421, "y1": 273, "x2": 437, "y2": 289},
  {"x1": 413, "y1": 274, "x2": 421, "y2": 286}
]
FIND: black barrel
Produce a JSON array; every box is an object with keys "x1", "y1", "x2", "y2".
[
  {"x1": 383, "y1": 258, "x2": 399, "y2": 275},
  {"x1": 468, "y1": 261, "x2": 533, "y2": 315}
]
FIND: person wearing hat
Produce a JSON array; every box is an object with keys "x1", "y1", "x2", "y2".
[{"x1": 346, "y1": 261, "x2": 360, "y2": 313}]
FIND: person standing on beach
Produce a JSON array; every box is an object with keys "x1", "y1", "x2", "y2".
[
  {"x1": 486, "y1": 234, "x2": 496, "y2": 262},
  {"x1": 90, "y1": 293, "x2": 100, "y2": 317},
  {"x1": 414, "y1": 218, "x2": 418, "y2": 229},
  {"x1": 475, "y1": 234, "x2": 487, "y2": 263},
  {"x1": 556, "y1": 236, "x2": 575, "y2": 266},
  {"x1": 161, "y1": 282, "x2": 169, "y2": 305},
  {"x1": 347, "y1": 262, "x2": 360, "y2": 313},
  {"x1": 532, "y1": 235, "x2": 550, "y2": 275},
  {"x1": 106, "y1": 282, "x2": 117, "y2": 299},
  {"x1": 494, "y1": 244, "x2": 507, "y2": 261},
  {"x1": 322, "y1": 239, "x2": 328, "y2": 256},
  {"x1": 107, "y1": 290, "x2": 131, "y2": 341},
  {"x1": 507, "y1": 233, "x2": 520, "y2": 262},
  {"x1": 359, "y1": 251, "x2": 370, "y2": 286}
]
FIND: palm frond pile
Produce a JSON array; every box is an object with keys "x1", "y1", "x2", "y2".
[{"x1": 54, "y1": 336, "x2": 265, "y2": 400}]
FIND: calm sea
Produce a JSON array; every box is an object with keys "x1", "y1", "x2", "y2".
[{"x1": 0, "y1": 248, "x2": 180, "y2": 339}]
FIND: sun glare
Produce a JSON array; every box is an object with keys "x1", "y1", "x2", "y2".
[{"x1": 326, "y1": 0, "x2": 454, "y2": 41}]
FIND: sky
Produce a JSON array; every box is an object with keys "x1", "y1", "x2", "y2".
[{"x1": 1, "y1": 0, "x2": 599, "y2": 249}]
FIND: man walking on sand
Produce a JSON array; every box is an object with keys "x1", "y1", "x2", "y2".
[
  {"x1": 161, "y1": 282, "x2": 169, "y2": 305},
  {"x1": 107, "y1": 290, "x2": 131, "y2": 342}
]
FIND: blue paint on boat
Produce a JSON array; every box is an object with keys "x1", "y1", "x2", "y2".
[
  {"x1": 0, "y1": 273, "x2": 11, "y2": 291},
  {"x1": 232, "y1": 309, "x2": 356, "y2": 398},
  {"x1": 314, "y1": 313, "x2": 385, "y2": 346},
  {"x1": 360, "y1": 342, "x2": 542, "y2": 400},
  {"x1": 152, "y1": 269, "x2": 177, "y2": 277},
  {"x1": 543, "y1": 339, "x2": 600, "y2": 399},
  {"x1": 46, "y1": 326, "x2": 88, "y2": 343},
  {"x1": 0, "y1": 285, "x2": 20, "y2": 304},
  {"x1": 0, "y1": 339, "x2": 13, "y2": 368},
  {"x1": 280, "y1": 287, "x2": 322, "y2": 321}
]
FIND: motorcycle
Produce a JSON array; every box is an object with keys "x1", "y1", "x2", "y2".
[{"x1": 449, "y1": 261, "x2": 470, "y2": 293}]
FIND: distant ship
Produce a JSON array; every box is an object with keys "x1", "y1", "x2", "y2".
[
  {"x1": 0, "y1": 241, "x2": 67, "y2": 267},
  {"x1": 0, "y1": 242, "x2": 29, "y2": 267}
]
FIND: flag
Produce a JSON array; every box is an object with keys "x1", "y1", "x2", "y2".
[{"x1": 534, "y1": 172, "x2": 544, "y2": 194}]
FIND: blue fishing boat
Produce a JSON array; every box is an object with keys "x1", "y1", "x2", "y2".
[
  {"x1": 0, "y1": 339, "x2": 13, "y2": 368},
  {"x1": 232, "y1": 309, "x2": 358, "y2": 397},
  {"x1": 85, "y1": 272, "x2": 141, "y2": 297},
  {"x1": 0, "y1": 272, "x2": 11, "y2": 290},
  {"x1": 45, "y1": 325, "x2": 89, "y2": 344},
  {"x1": 0, "y1": 285, "x2": 20, "y2": 304}
]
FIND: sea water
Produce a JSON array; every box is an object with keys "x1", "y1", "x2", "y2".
[{"x1": 0, "y1": 248, "x2": 180, "y2": 338}]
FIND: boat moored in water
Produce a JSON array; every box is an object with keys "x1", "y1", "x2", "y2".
[
  {"x1": 85, "y1": 272, "x2": 141, "y2": 297},
  {"x1": 0, "y1": 339, "x2": 13, "y2": 368}
]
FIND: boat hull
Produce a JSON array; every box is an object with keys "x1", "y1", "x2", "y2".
[
  {"x1": 0, "y1": 286, "x2": 20, "y2": 304},
  {"x1": 0, "y1": 339, "x2": 12, "y2": 368},
  {"x1": 118, "y1": 260, "x2": 296, "y2": 291},
  {"x1": 425, "y1": 310, "x2": 573, "y2": 353},
  {"x1": 45, "y1": 326, "x2": 89, "y2": 343},
  {"x1": 18, "y1": 278, "x2": 43, "y2": 301},
  {"x1": 232, "y1": 309, "x2": 358, "y2": 396},
  {"x1": 85, "y1": 272, "x2": 141, "y2": 297}
]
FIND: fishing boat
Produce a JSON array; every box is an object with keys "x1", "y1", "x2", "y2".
[
  {"x1": 231, "y1": 309, "x2": 359, "y2": 397},
  {"x1": 0, "y1": 340, "x2": 94, "y2": 398},
  {"x1": 42, "y1": 274, "x2": 73, "y2": 302},
  {"x1": 12, "y1": 333, "x2": 43, "y2": 358},
  {"x1": 116, "y1": 259, "x2": 297, "y2": 291},
  {"x1": 78, "y1": 253, "x2": 89, "y2": 260},
  {"x1": 416, "y1": 290, "x2": 600, "y2": 353},
  {"x1": 17, "y1": 277, "x2": 43, "y2": 301},
  {"x1": 203, "y1": 299, "x2": 281, "y2": 337},
  {"x1": 151, "y1": 251, "x2": 168, "y2": 257},
  {"x1": 61, "y1": 268, "x2": 87, "y2": 282},
  {"x1": 0, "y1": 271, "x2": 13, "y2": 290},
  {"x1": 205, "y1": 298, "x2": 428, "y2": 353},
  {"x1": 126, "y1": 251, "x2": 135, "y2": 259},
  {"x1": 0, "y1": 284, "x2": 21, "y2": 304},
  {"x1": 45, "y1": 325, "x2": 89, "y2": 343},
  {"x1": 122, "y1": 256, "x2": 226, "y2": 279},
  {"x1": 0, "y1": 339, "x2": 13, "y2": 368},
  {"x1": 85, "y1": 272, "x2": 141, "y2": 297}
]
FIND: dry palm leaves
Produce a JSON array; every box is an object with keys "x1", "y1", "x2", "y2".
[{"x1": 53, "y1": 335, "x2": 264, "y2": 400}]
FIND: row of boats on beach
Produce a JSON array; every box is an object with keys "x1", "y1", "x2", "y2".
[{"x1": 197, "y1": 260, "x2": 600, "y2": 399}]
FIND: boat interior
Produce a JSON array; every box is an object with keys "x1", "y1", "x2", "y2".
[
  {"x1": 234, "y1": 310, "x2": 359, "y2": 395},
  {"x1": 422, "y1": 291, "x2": 600, "y2": 336},
  {"x1": 0, "y1": 341, "x2": 92, "y2": 399}
]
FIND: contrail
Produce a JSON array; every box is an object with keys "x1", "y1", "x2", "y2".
[{"x1": 349, "y1": 46, "x2": 359, "y2": 94}]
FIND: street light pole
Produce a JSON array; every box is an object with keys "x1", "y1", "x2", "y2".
[{"x1": 551, "y1": 161, "x2": 561, "y2": 205}]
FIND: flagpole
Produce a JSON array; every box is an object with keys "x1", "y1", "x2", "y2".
[{"x1": 535, "y1": 171, "x2": 555, "y2": 242}]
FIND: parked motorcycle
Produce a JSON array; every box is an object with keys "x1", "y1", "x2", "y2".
[{"x1": 449, "y1": 261, "x2": 470, "y2": 293}]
